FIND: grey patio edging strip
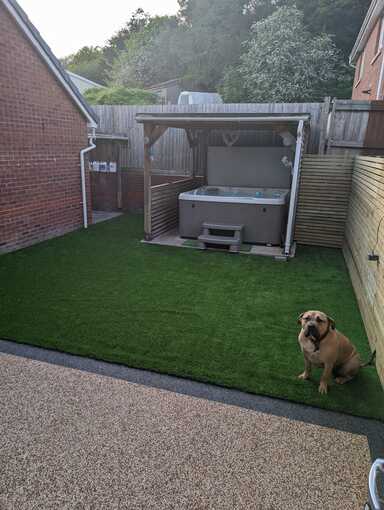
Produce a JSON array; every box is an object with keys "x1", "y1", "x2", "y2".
[{"x1": 1, "y1": 338, "x2": 383, "y2": 461}]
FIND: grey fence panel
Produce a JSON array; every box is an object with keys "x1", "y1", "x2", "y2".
[
  {"x1": 93, "y1": 103, "x2": 324, "y2": 174},
  {"x1": 326, "y1": 100, "x2": 374, "y2": 156}
]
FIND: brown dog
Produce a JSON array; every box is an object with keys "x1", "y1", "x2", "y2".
[{"x1": 297, "y1": 310, "x2": 362, "y2": 394}]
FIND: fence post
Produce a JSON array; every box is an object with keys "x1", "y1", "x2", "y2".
[
  {"x1": 325, "y1": 98, "x2": 338, "y2": 154},
  {"x1": 318, "y1": 96, "x2": 331, "y2": 154}
]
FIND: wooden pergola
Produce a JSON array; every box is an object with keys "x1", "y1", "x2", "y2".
[{"x1": 136, "y1": 113, "x2": 310, "y2": 256}]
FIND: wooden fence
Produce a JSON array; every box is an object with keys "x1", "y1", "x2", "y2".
[
  {"x1": 343, "y1": 156, "x2": 384, "y2": 385},
  {"x1": 93, "y1": 100, "x2": 384, "y2": 174},
  {"x1": 326, "y1": 100, "x2": 384, "y2": 156},
  {"x1": 150, "y1": 177, "x2": 203, "y2": 239},
  {"x1": 295, "y1": 155, "x2": 354, "y2": 248},
  {"x1": 91, "y1": 171, "x2": 185, "y2": 213},
  {"x1": 93, "y1": 103, "x2": 325, "y2": 173}
]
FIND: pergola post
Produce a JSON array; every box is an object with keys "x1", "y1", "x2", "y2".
[
  {"x1": 144, "y1": 124, "x2": 153, "y2": 240},
  {"x1": 284, "y1": 120, "x2": 305, "y2": 256},
  {"x1": 114, "y1": 141, "x2": 122, "y2": 210},
  {"x1": 143, "y1": 123, "x2": 168, "y2": 240}
]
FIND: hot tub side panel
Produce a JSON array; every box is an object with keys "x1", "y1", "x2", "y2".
[{"x1": 179, "y1": 199, "x2": 287, "y2": 245}]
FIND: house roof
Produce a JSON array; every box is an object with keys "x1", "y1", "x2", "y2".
[
  {"x1": 136, "y1": 112, "x2": 310, "y2": 130},
  {"x1": 350, "y1": 0, "x2": 384, "y2": 64},
  {"x1": 1, "y1": 0, "x2": 98, "y2": 128},
  {"x1": 67, "y1": 71, "x2": 105, "y2": 90}
]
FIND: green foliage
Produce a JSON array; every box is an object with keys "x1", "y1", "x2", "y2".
[
  {"x1": 108, "y1": 8, "x2": 150, "y2": 53},
  {"x1": 219, "y1": 66, "x2": 249, "y2": 103},
  {"x1": 246, "y1": 0, "x2": 372, "y2": 58},
  {"x1": 296, "y1": 0, "x2": 372, "y2": 58},
  {"x1": 63, "y1": 0, "x2": 370, "y2": 102},
  {"x1": 84, "y1": 86, "x2": 158, "y2": 105},
  {"x1": 111, "y1": 0, "x2": 253, "y2": 90},
  {"x1": 230, "y1": 6, "x2": 347, "y2": 102},
  {"x1": 110, "y1": 16, "x2": 183, "y2": 88},
  {"x1": 177, "y1": 0, "x2": 251, "y2": 90},
  {"x1": 63, "y1": 46, "x2": 109, "y2": 85},
  {"x1": 104, "y1": 8, "x2": 150, "y2": 63}
]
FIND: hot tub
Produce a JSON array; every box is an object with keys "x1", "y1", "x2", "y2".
[{"x1": 179, "y1": 186, "x2": 290, "y2": 245}]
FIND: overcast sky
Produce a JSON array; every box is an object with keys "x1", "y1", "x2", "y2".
[{"x1": 18, "y1": 0, "x2": 180, "y2": 58}]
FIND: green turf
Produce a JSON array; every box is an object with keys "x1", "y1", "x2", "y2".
[{"x1": 1, "y1": 214, "x2": 383, "y2": 420}]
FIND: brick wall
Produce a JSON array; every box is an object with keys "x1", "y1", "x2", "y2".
[
  {"x1": 352, "y1": 18, "x2": 384, "y2": 100},
  {"x1": 0, "y1": 3, "x2": 92, "y2": 254},
  {"x1": 91, "y1": 170, "x2": 187, "y2": 212}
]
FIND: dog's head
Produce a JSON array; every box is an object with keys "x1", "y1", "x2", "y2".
[{"x1": 298, "y1": 310, "x2": 335, "y2": 340}]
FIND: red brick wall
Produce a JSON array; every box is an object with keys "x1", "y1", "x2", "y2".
[
  {"x1": 352, "y1": 18, "x2": 384, "y2": 100},
  {"x1": 0, "y1": 3, "x2": 92, "y2": 254},
  {"x1": 91, "y1": 170, "x2": 187, "y2": 212}
]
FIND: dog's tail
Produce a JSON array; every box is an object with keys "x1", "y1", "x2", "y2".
[{"x1": 361, "y1": 350, "x2": 376, "y2": 368}]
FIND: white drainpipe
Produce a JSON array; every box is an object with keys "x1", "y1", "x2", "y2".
[
  {"x1": 377, "y1": 53, "x2": 384, "y2": 99},
  {"x1": 80, "y1": 128, "x2": 96, "y2": 229}
]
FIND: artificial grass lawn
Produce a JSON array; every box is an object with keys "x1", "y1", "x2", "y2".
[{"x1": 1, "y1": 214, "x2": 383, "y2": 421}]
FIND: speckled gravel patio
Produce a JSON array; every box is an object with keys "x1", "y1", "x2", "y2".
[{"x1": 0, "y1": 352, "x2": 372, "y2": 510}]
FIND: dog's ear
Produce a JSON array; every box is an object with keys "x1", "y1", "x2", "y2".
[
  {"x1": 297, "y1": 312, "x2": 304, "y2": 325},
  {"x1": 327, "y1": 316, "x2": 336, "y2": 329}
]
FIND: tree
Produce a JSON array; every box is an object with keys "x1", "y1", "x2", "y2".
[
  {"x1": 229, "y1": 6, "x2": 346, "y2": 103},
  {"x1": 84, "y1": 86, "x2": 158, "y2": 105},
  {"x1": 104, "y1": 8, "x2": 150, "y2": 61},
  {"x1": 245, "y1": 0, "x2": 372, "y2": 58},
  {"x1": 63, "y1": 46, "x2": 109, "y2": 85},
  {"x1": 111, "y1": 16, "x2": 185, "y2": 88},
  {"x1": 219, "y1": 66, "x2": 249, "y2": 103},
  {"x1": 112, "y1": 0, "x2": 252, "y2": 91},
  {"x1": 176, "y1": 0, "x2": 252, "y2": 90},
  {"x1": 64, "y1": 0, "x2": 370, "y2": 102}
]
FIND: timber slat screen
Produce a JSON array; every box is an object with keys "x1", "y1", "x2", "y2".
[
  {"x1": 295, "y1": 155, "x2": 354, "y2": 248},
  {"x1": 150, "y1": 178, "x2": 202, "y2": 238},
  {"x1": 343, "y1": 156, "x2": 384, "y2": 384}
]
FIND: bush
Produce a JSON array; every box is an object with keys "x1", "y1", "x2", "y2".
[
  {"x1": 84, "y1": 86, "x2": 158, "y2": 105},
  {"x1": 237, "y1": 6, "x2": 345, "y2": 102}
]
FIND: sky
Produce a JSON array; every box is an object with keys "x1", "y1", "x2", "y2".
[{"x1": 18, "y1": 0, "x2": 180, "y2": 58}]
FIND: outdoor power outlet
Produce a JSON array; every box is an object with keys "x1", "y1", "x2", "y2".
[{"x1": 368, "y1": 252, "x2": 380, "y2": 262}]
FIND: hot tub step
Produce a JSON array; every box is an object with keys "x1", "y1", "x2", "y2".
[
  {"x1": 202, "y1": 223, "x2": 244, "y2": 232},
  {"x1": 199, "y1": 223, "x2": 244, "y2": 253},
  {"x1": 198, "y1": 234, "x2": 241, "y2": 245}
]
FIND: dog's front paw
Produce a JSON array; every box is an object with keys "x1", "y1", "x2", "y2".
[
  {"x1": 318, "y1": 381, "x2": 328, "y2": 394},
  {"x1": 298, "y1": 371, "x2": 310, "y2": 380}
]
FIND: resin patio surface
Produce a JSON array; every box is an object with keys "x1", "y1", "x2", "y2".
[{"x1": 0, "y1": 349, "x2": 374, "y2": 510}]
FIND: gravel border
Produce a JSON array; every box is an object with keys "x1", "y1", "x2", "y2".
[{"x1": 1, "y1": 338, "x2": 383, "y2": 461}]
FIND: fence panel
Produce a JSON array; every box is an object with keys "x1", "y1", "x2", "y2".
[
  {"x1": 327, "y1": 100, "x2": 384, "y2": 156},
  {"x1": 295, "y1": 155, "x2": 354, "y2": 248},
  {"x1": 343, "y1": 156, "x2": 384, "y2": 385},
  {"x1": 94, "y1": 103, "x2": 324, "y2": 174},
  {"x1": 150, "y1": 177, "x2": 203, "y2": 238},
  {"x1": 93, "y1": 101, "x2": 384, "y2": 171}
]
